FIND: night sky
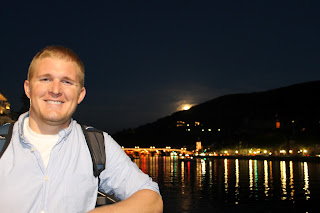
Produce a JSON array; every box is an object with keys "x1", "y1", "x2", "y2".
[{"x1": 1, "y1": 1, "x2": 320, "y2": 133}]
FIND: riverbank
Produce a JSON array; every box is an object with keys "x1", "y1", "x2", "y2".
[{"x1": 193, "y1": 154, "x2": 320, "y2": 162}]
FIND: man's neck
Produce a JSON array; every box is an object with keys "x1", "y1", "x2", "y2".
[{"x1": 28, "y1": 114, "x2": 70, "y2": 135}]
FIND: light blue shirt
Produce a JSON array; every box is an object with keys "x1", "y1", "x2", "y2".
[{"x1": 0, "y1": 113, "x2": 160, "y2": 213}]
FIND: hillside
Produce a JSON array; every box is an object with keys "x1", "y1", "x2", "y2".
[{"x1": 113, "y1": 81, "x2": 320, "y2": 149}]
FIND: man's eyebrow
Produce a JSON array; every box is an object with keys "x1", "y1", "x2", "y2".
[
  {"x1": 35, "y1": 74, "x2": 78, "y2": 84},
  {"x1": 37, "y1": 73, "x2": 52, "y2": 78},
  {"x1": 37, "y1": 74, "x2": 75, "y2": 81}
]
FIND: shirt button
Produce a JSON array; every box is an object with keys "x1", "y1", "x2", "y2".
[{"x1": 44, "y1": 176, "x2": 49, "y2": 181}]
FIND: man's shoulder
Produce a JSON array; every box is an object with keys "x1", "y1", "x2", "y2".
[{"x1": 78, "y1": 123, "x2": 106, "y2": 177}]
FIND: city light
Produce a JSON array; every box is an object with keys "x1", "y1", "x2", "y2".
[{"x1": 122, "y1": 146, "x2": 317, "y2": 159}]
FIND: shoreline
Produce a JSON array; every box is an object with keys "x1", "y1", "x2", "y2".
[{"x1": 192, "y1": 155, "x2": 320, "y2": 162}]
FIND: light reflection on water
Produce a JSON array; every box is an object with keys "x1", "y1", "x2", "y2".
[
  {"x1": 303, "y1": 162, "x2": 310, "y2": 200},
  {"x1": 280, "y1": 161, "x2": 287, "y2": 200},
  {"x1": 133, "y1": 156, "x2": 319, "y2": 212},
  {"x1": 264, "y1": 160, "x2": 269, "y2": 197}
]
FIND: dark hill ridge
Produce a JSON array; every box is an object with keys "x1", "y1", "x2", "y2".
[{"x1": 113, "y1": 81, "x2": 320, "y2": 149}]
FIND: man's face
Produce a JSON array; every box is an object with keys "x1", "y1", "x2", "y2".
[{"x1": 24, "y1": 57, "x2": 86, "y2": 129}]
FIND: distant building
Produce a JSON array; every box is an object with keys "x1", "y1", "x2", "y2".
[
  {"x1": 0, "y1": 92, "x2": 10, "y2": 115},
  {"x1": 196, "y1": 141, "x2": 202, "y2": 150}
]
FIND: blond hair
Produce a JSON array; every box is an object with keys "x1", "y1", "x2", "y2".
[{"x1": 28, "y1": 45, "x2": 85, "y2": 87}]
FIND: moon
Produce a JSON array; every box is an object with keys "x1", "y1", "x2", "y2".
[{"x1": 182, "y1": 104, "x2": 191, "y2": 110}]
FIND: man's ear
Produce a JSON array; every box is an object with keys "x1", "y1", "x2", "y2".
[
  {"x1": 24, "y1": 80, "x2": 31, "y2": 99},
  {"x1": 77, "y1": 87, "x2": 86, "y2": 104}
]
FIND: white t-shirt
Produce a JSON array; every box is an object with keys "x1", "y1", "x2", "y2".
[{"x1": 23, "y1": 117, "x2": 59, "y2": 168}]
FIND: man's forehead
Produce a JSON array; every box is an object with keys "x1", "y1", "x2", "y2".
[
  {"x1": 33, "y1": 57, "x2": 80, "y2": 79},
  {"x1": 36, "y1": 56, "x2": 77, "y2": 66},
  {"x1": 35, "y1": 57, "x2": 79, "y2": 72}
]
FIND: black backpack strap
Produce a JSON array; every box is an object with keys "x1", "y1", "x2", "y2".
[
  {"x1": 81, "y1": 125, "x2": 106, "y2": 177},
  {"x1": 0, "y1": 122, "x2": 15, "y2": 158}
]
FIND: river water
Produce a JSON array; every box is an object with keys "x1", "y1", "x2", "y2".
[{"x1": 133, "y1": 156, "x2": 320, "y2": 213}]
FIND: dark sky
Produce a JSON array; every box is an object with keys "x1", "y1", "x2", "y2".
[{"x1": 1, "y1": 1, "x2": 320, "y2": 133}]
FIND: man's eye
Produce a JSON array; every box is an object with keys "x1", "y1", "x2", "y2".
[
  {"x1": 62, "y1": 80, "x2": 73, "y2": 85},
  {"x1": 40, "y1": 78, "x2": 50, "y2": 82}
]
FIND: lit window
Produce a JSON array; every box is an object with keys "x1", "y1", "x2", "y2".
[{"x1": 176, "y1": 121, "x2": 185, "y2": 127}]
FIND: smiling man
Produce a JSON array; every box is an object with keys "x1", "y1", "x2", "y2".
[
  {"x1": 0, "y1": 46, "x2": 163, "y2": 213},
  {"x1": 25, "y1": 56, "x2": 86, "y2": 134}
]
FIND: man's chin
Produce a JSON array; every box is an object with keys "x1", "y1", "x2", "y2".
[{"x1": 41, "y1": 114, "x2": 70, "y2": 126}]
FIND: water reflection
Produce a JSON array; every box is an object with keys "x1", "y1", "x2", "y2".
[
  {"x1": 264, "y1": 160, "x2": 269, "y2": 197},
  {"x1": 254, "y1": 160, "x2": 258, "y2": 195},
  {"x1": 235, "y1": 159, "x2": 240, "y2": 204},
  {"x1": 303, "y1": 162, "x2": 310, "y2": 200},
  {"x1": 133, "y1": 156, "x2": 318, "y2": 212},
  {"x1": 196, "y1": 158, "x2": 205, "y2": 188},
  {"x1": 280, "y1": 161, "x2": 287, "y2": 200},
  {"x1": 289, "y1": 161, "x2": 294, "y2": 199},
  {"x1": 249, "y1": 159, "x2": 253, "y2": 193},
  {"x1": 181, "y1": 161, "x2": 185, "y2": 195},
  {"x1": 209, "y1": 160, "x2": 213, "y2": 187},
  {"x1": 224, "y1": 159, "x2": 228, "y2": 192}
]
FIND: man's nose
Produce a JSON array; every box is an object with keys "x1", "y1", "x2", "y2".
[{"x1": 49, "y1": 80, "x2": 62, "y2": 96}]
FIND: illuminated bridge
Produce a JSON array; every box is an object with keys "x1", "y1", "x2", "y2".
[{"x1": 122, "y1": 147, "x2": 193, "y2": 158}]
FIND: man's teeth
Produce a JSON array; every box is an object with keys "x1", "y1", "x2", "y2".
[{"x1": 46, "y1": 100, "x2": 63, "y2": 104}]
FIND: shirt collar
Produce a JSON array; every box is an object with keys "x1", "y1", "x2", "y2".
[{"x1": 17, "y1": 112, "x2": 74, "y2": 140}]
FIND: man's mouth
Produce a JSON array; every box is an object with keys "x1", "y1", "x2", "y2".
[{"x1": 45, "y1": 100, "x2": 64, "y2": 105}]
